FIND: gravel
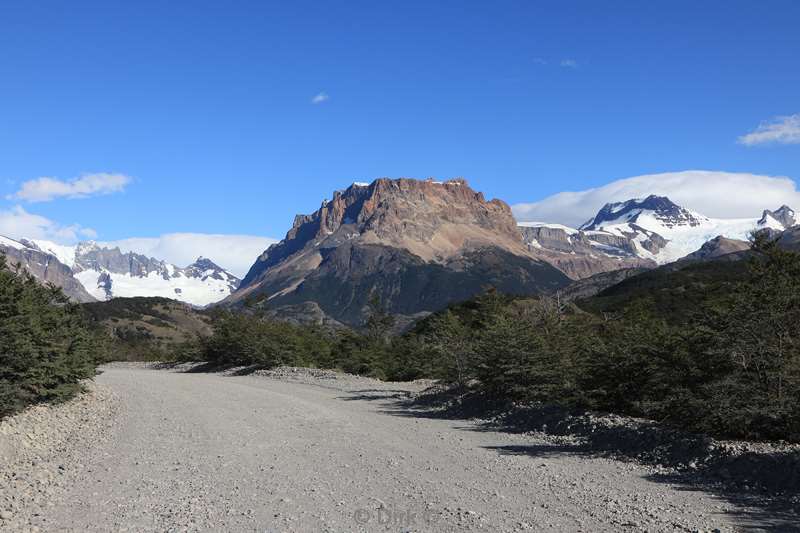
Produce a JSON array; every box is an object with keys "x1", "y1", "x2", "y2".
[
  {"x1": 1, "y1": 364, "x2": 797, "y2": 531},
  {"x1": 0, "y1": 381, "x2": 119, "y2": 532}
]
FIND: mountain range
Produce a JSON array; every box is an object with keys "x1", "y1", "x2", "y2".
[
  {"x1": 0, "y1": 178, "x2": 797, "y2": 321},
  {"x1": 0, "y1": 237, "x2": 239, "y2": 306},
  {"x1": 519, "y1": 195, "x2": 795, "y2": 278}
]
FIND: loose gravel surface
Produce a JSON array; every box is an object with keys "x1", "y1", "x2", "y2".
[
  {"x1": 1, "y1": 364, "x2": 797, "y2": 532},
  {"x1": 0, "y1": 381, "x2": 119, "y2": 532}
]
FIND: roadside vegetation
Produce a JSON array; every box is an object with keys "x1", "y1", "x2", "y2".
[
  {"x1": 171, "y1": 234, "x2": 800, "y2": 443},
  {"x1": 5, "y1": 233, "x2": 798, "y2": 442},
  {"x1": 0, "y1": 257, "x2": 105, "y2": 418}
]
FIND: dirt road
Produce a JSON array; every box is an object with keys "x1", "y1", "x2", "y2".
[{"x1": 4, "y1": 366, "x2": 783, "y2": 532}]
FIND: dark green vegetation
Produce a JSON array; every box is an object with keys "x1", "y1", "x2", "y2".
[
  {"x1": 183, "y1": 235, "x2": 800, "y2": 442},
  {"x1": 0, "y1": 257, "x2": 105, "y2": 418}
]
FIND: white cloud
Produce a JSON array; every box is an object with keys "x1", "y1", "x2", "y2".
[
  {"x1": 8, "y1": 173, "x2": 132, "y2": 202},
  {"x1": 102, "y1": 233, "x2": 278, "y2": 277},
  {"x1": 738, "y1": 113, "x2": 800, "y2": 146},
  {"x1": 560, "y1": 59, "x2": 578, "y2": 68},
  {"x1": 0, "y1": 205, "x2": 97, "y2": 242},
  {"x1": 512, "y1": 170, "x2": 800, "y2": 228},
  {"x1": 311, "y1": 92, "x2": 330, "y2": 104}
]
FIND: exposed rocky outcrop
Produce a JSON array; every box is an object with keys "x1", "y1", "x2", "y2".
[
  {"x1": 777, "y1": 225, "x2": 800, "y2": 252},
  {"x1": 553, "y1": 267, "x2": 650, "y2": 302},
  {"x1": 679, "y1": 236, "x2": 751, "y2": 263},
  {"x1": 518, "y1": 225, "x2": 656, "y2": 279},
  {"x1": 73, "y1": 242, "x2": 169, "y2": 279},
  {"x1": 228, "y1": 178, "x2": 570, "y2": 325},
  {"x1": 759, "y1": 205, "x2": 796, "y2": 229},
  {"x1": 0, "y1": 237, "x2": 95, "y2": 302}
]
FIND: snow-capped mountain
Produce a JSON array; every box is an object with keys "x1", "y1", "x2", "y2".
[
  {"x1": 0, "y1": 235, "x2": 95, "y2": 302},
  {"x1": 0, "y1": 237, "x2": 240, "y2": 306},
  {"x1": 519, "y1": 195, "x2": 797, "y2": 275},
  {"x1": 578, "y1": 195, "x2": 793, "y2": 264},
  {"x1": 581, "y1": 195, "x2": 705, "y2": 232}
]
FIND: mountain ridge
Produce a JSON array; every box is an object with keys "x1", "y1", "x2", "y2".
[
  {"x1": 3, "y1": 179, "x2": 797, "y2": 314},
  {"x1": 519, "y1": 194, "x2": 796, "y2": 273},
  {"x1": 0, "y1": 237, "x2": 240, "y2": 306}
]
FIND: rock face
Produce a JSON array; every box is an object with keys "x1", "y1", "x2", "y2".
[
  {"x1": 759, "y1": 205, "x2": 796, "y2": 230},
  {"x1": 679, "y1": 236, "x2": 751, "y2": 263},
  {"x1": 553, "y1": 267, "x2": 650, "y2": 302},
  {"x1": 518, "y1": 224, "x2": 657, "y2": 279},
  {"x1": 777, "y1": 226, "x2": 800, "y2": 252},
  {"x1": 0, "y1": 236, "x2": 95, "y2": 302},
  {"x1": 228, "y1": 178, "x2": 570, "y2": 325}
]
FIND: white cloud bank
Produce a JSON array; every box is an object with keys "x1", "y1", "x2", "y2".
[
  {"x1": 512, "y1": 170, "x2": 800, "y2": 228},
  {"x1": 102, "y1": 233, "x2": 278, "y2": 278},
  {"x1": 0, "y1": 205, "x2": 97, "y2": 242},
  {"x1": 8, "y1": 173, "x2": 132, "y2": 202},
  {"x1": 738, "y1": 113, "x2": 800, "y2": 146}
]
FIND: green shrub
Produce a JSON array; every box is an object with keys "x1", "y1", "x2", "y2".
[{"x1": 0, "y1": 256, "x2": 104, "y2": 418}]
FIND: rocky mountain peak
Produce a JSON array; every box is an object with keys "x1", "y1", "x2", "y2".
[
  {"x1": 759, "y1": 205, "x2": 796, "y2": 229},
  {"x1": 580, "y1": 195, "x2": 703, "y2": 231},
  {"x1": 189, "y1": 256, "x2": 221, "y2": 270},
  {"x1": 229, "y1": 177, "x2": 567, "y2": 324},
  {"x1": 75, "y1": 241, "x2": 101, "y2": 254},
  {"x1": 242, "y1": 177, "x2": 526, "y2": 287},
  {"x1": 185, "y1": 256, "x2": 236, "y2": 285}
]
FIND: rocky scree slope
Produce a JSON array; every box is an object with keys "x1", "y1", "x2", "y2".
[{"x1": 226, "y1": 178, "x2": 570, "y2": 325}]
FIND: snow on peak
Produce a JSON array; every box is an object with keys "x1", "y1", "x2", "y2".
[
  {"x1": 581, "y1": 195, "x2": 704, "y2": 232},
  {"x1": 30, "y1": 240, "x2": 77, "y2": 267},
  {"x1": 76, "y1": 240, "x2": 100, "y2": 254},
  {"x1": 0, "y1": 235, "x2": 27, "y2": 251},
  {"x1": 568, "y1": 195, "x2": 797, "y2": 265},
  {"x1": 758, "y1": 205, "x2": 796, "y2": 230}
]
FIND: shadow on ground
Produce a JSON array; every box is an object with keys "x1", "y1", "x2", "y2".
[{"x1": 364, "y1": 386, "x2": 800, "y2": 532}]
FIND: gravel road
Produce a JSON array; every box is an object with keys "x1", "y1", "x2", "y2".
[{"x1": 2, "y1": 365, "x2": 791, "y2": 532}]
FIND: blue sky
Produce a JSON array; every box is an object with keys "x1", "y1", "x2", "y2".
[{"x1": 0, "y1": 1, "x2": 798, "y2": 272}]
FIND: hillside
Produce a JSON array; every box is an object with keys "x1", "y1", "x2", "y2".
[{"x1": 83, "y1": 297, "x2": 212, "y2": 361}]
